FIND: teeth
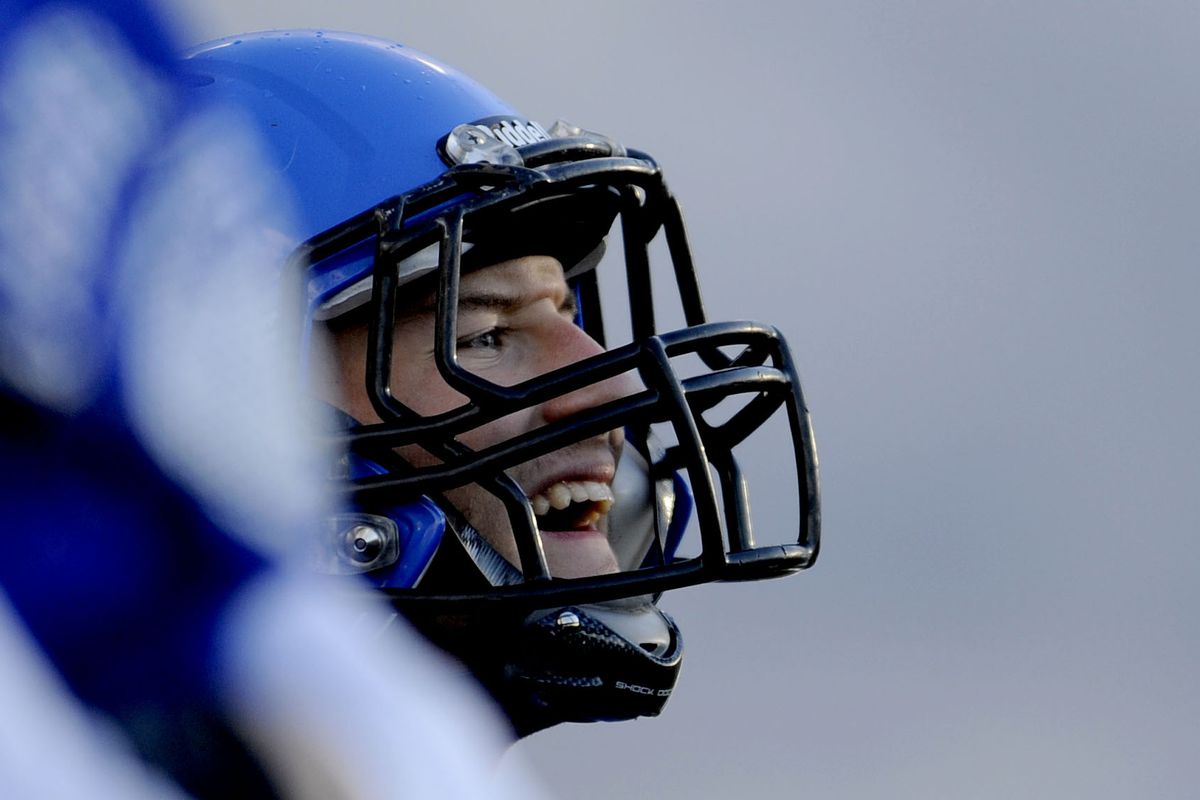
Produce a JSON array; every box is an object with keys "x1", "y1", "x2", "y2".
[
  {"x1": 548, "y1": 483, "x2": 573, "y2": 510},
  {"x1": 529, "y1": 480, "x2": 615, "y2": 517},
  {"x1": 584, "y1": 482, "x2": 615, "y2": 514}
]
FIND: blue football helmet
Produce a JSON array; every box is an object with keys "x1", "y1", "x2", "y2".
[{"x1": 182, "y1": 30, "x2": 819, "y2": 735}]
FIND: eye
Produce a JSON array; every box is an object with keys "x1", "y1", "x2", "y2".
[{"x1": 457, "y1": 326, "x2": 507, "y2": 351}]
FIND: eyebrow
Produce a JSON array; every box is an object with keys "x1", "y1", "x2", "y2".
[{"x1": 410, "y1": 285, "x2": 577, "y2": 316}]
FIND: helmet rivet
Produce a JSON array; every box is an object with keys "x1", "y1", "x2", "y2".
[
  {"x1": 555, "y1": 610, "x2": 581, "y2": 629},
  {"x1": 345, "y1": 524, "x2": 384, "y2": 563}
]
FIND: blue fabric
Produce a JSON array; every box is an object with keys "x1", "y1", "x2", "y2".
[
  {"x1": 0, "y1": 409, "x2": 263, "y2": 712},
  {"x1": 0, "y1": 0, "x2": 178, "y2": 71},
  {"x1": 0, "y1": 0, "x2": 269, "y2": 772}
]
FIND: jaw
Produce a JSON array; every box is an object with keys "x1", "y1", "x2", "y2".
[{"x1": 538, "y1": 527, "x2": 619, "y2": 579}]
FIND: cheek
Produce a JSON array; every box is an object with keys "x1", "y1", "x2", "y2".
[
  {"x1": 455, "y1": 407, "x2": 537, "y2": 452},
  {"x1": 388, "y1": 360, "x2": 465, "y2": 417}
]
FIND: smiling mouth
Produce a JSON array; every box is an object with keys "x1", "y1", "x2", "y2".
[{"x1": 529, "y1": 480, "x2": 615, "y2": 530}]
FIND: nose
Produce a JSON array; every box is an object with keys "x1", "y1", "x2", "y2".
[{"x1": 539, "y1": 321, "x2": 639, "y2": 424}]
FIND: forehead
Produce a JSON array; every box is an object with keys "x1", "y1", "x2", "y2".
[
  {"x1": 401, "y1": 254, "x2": 567, "y2": 317},
  {"x1": 460, "y1": 255, "x2": 565, "y2": 296}
]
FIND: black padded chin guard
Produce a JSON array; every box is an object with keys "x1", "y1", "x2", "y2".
[
  {"x1": 501, "y1": 604, "x2": 684, "y2": 736},
  {"x1": 405, "y1": 599, "x2": 683, "y2": 738}
]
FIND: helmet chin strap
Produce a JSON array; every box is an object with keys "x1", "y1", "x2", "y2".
[{"x1": 454, "y1": 522, "x2": 524, "y2": 586}]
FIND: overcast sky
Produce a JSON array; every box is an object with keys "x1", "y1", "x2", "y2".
[{"x1": 166, "y1": 2, "x2": 1199, "y2": 797}]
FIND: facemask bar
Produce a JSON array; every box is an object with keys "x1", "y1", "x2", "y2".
[{"x1": 292, "y1": 140, "x2": 820, "y2": 610}]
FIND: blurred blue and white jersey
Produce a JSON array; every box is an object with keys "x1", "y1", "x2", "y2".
[
  {"x1": 0, "y1": 592, "x2": 193, "y2": 800},
  {"x1": 0, "y1": 2, "x2": 545, "y2": 797}
]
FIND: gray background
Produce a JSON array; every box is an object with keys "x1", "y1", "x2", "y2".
[{"x1": 166, "y1": 2, "x2": 1199, "y2": 797}]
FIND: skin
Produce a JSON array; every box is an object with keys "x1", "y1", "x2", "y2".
[{"x1": 322, "y1": 255, "x2": 637, "y2": 579}]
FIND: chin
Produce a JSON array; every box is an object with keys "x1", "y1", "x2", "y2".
[{"x1": 540, "y1": 529, "x2": 620, "y2": 579}]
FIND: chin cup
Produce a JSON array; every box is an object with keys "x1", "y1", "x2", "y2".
[
  {"x1": 406, "y1": 599, "x2": 683, "y2": 736},
  {"x1": 498, "y1": 601, "x2": 683, "y2": 735}
]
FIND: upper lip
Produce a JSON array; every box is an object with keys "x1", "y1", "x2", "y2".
[{"x1": 524, "y1": 461, "x2": 616, "y2": 499}]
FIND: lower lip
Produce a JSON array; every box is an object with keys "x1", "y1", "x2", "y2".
[
  {"x1": 538, "y1": 526, "x2": 605, "y2": 541},
  {"x1": 537, "y1": 526, "x2": 620, "y2": 579}
]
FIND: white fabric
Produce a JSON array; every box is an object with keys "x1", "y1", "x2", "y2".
[
  {"x1": 217, "y1": 570, "x2": 550, "y2": 800},
  {"x1": 0, "y1": 6, "x2": 165, "y2": 411},
  {"x1": 116, "y1": 105, "x2": 333, "y2": 559}
]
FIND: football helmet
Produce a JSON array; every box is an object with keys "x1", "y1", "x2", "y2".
[{"x1": 182, "y1": 30, "x2": 819, "y2": 735}]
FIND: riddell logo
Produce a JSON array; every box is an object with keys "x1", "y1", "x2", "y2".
[
  {"x1": 478, "y1": 118, "x2": 551, "y2": 147},
  {"x1": 614, "y1": 680, "x2": 672, "y2": 698}
]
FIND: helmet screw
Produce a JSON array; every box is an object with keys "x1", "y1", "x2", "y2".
[
  {"x1": 555, "y1": 610, "x2": 581, "y2": 629},
  {"x1": 444, "y1": 122, "x2": 522, "y2": 166},
  {"x1": 345, "y1": 524, "x2": 384, "y2": 563}
]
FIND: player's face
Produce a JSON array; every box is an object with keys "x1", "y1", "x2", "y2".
[{"x1": 325, "y1": 255, "x2": 635, "y2": 579}]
